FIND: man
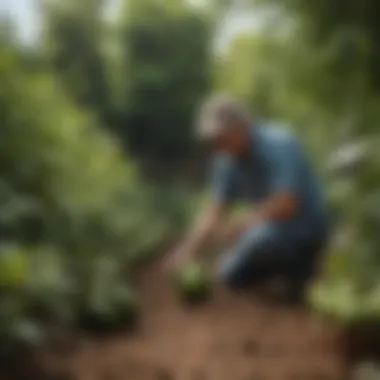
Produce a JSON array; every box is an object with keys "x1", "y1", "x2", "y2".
[{"x1": 165, "y1": 94, "x2": 329, "y2": 302}]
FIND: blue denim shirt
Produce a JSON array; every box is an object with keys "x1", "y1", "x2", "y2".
[{"x1": 210, "y1": 122, "x2": 329, "y2": 238}]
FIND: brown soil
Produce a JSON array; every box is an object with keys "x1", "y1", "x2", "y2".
[{"x1": 0, "y1": 260, "x2": 370, "y2": 380}]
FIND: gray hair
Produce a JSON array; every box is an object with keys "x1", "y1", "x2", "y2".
[{"x1": 196, "y1": 94, "x2": 251, "y2": 140}]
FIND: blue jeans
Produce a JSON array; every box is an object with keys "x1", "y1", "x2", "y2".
[{"x1": 217, "y1": 221, "x2": 328, "y2": 290}]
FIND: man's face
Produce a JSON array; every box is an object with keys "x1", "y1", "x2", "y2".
[{"x1": 213, "y1": 122, "x2": 249, "y2": 156}]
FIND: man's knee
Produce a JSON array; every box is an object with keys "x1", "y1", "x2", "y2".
[
  {"x1": 216, "y1": 225, "x2": 274, "y2": 290},
  {"x1": 216, "y1": 223, "x2": 289, "y2": 290}
]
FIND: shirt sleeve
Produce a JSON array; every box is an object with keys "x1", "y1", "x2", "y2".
[
  {"x1": 269, "y1": 137, "x2": 298, "y2": 194},
  {"x1": 210, "y1": 154, "x2": 236, "y2": 205}
]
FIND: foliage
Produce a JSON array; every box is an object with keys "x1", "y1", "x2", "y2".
[
  {"x1": 309, "y1": 279, "x2": 380, "y2": 325},
  {"x1": 42, "y1": 0, "x2": 110, "y2": 121},
  {"x1": 42, "y1": 0, "x2": 214, "y2": 161},
  {"x1": 113, "y1": 0, "x2": 214, "y2": 159},
  {"x1": 216, "y1": 0, "x2": 380, "y2": 323},
  {"x1": 0, "y1": 44, "x2": 194, "y2": 345},
  {"x1": 2, "y1": 0, "x2": 380, "y2": 343}
]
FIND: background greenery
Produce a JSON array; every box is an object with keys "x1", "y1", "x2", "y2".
[{"x1": 1, "y1": 0, "x2": 379, "y2": 348}]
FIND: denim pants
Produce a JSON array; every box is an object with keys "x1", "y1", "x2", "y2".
[{"x1": 217, "y1": 221, "x2": 328, "y2": 290}]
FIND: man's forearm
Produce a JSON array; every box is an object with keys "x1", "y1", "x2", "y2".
[
  {"x1": 259, "y1": 193, "x2": 297, "y2": 221},
  {"x1": 231, "y1": 193, "x2": 298, "y2": 236},
  {"x1": 178, "y1": 205, "x2": 223, "y2": 259},
  {"x1": 181, "y1": 224, "x2": 212, "y2": 256}
]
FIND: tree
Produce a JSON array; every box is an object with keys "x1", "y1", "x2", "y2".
[
  {"x1": 42, "y1": 0, "x2": 110, "y2": 122},
  {"x1": 116, "y1": 0, "x2": 214, "y2": 160},
  {"x1": 253, "y1": 0, "x2": 380, "y2": 95}
]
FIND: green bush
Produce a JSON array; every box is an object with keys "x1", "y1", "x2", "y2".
[
  {"x1": 0, "y1": 49, "x2": 195, "y2": 345},
  {"x1": 309, "y1": 279, "x2": 380, "y2": 325}
]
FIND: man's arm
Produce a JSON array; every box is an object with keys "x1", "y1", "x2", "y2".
[
  {"x1": 165, "y1": 154, "x2": 236, "y2": 269},
  {"x1": 173, "y1": 202, "x2": 227, "y2": 262},
  {"x1": 258, "y1": 193, "x2": 297, "y2": 221},
  {"x1": 223, "y1": 193, "x2": 297, "y2": 244}
]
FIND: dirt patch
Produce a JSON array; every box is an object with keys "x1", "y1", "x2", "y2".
[{"x1": 0, "y1": 260, "x2": 362, "y2": 380}]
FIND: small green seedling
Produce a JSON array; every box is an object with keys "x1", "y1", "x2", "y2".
[{"x1": 176, "y1": 262, "x2": 213, "y2": 304}]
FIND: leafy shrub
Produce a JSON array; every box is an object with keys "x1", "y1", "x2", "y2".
[{"x1": 0, "y1": 49, "x2": 194, "y2": 345}]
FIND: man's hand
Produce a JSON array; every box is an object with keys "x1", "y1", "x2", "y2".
[
  {"x1": 164, "y1": 203, "x2": 226, "y2": 274},
  {"x1": 224, "y1": 223, "x2": 245, "y2": 245},
  {"x1": 163, "y1": 244, "x2": 193, "y2": 274}
]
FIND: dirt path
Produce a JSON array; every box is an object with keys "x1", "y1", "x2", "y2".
[
  {"x1": 0, "y1": 264, "x2": 362, "y2": 380},
  {"x1": 16, "y1": 259, "x2": 352, "y2": 380}
]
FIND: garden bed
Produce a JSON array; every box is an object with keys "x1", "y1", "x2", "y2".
[{"x1": 0, "y1": 259, "x2": 365, "y2": 380}]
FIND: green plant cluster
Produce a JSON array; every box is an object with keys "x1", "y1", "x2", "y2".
[{"x1": 0, "y1": 48, "x2": 195, "y2": 348}]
